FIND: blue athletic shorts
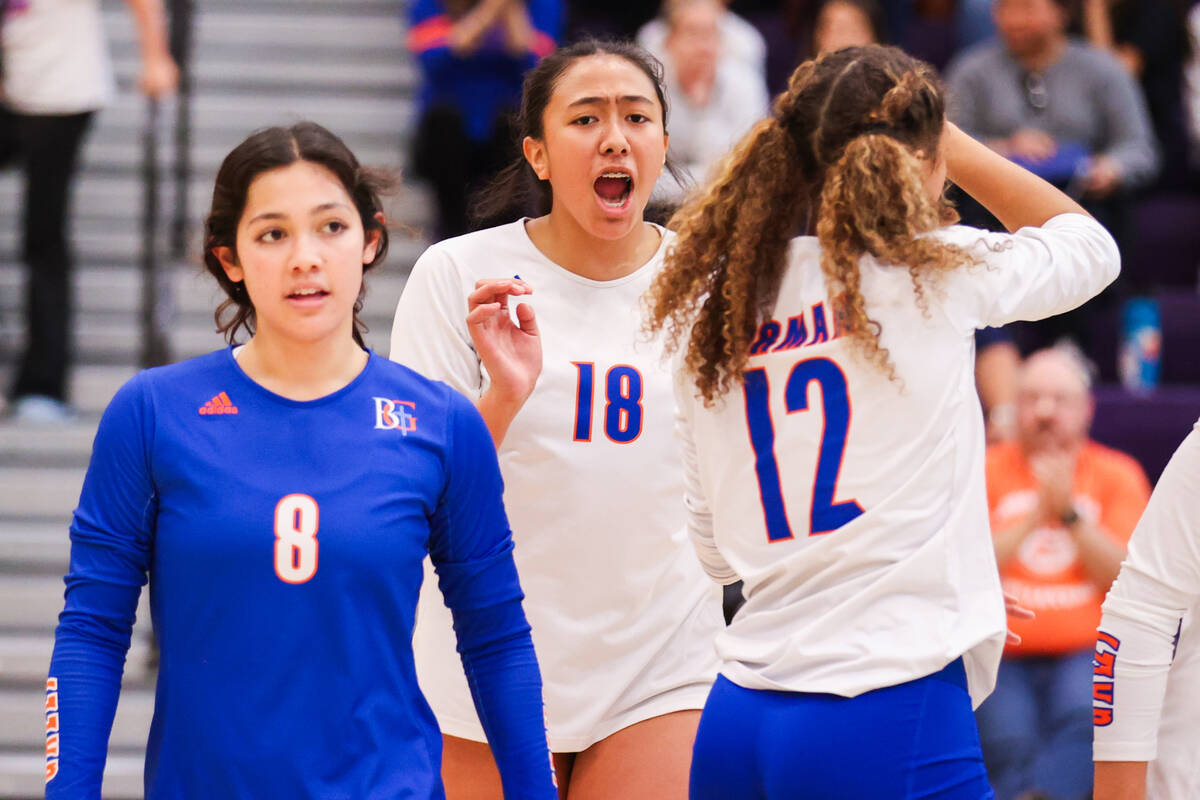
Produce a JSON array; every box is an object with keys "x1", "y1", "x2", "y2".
[{"x1": 690, "y1": 659, "x2": 995, "y2": 799}]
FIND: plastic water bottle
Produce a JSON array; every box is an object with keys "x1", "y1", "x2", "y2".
[{"x1": 1119, "y1": 297, "x2": 1161, "y2": 393}]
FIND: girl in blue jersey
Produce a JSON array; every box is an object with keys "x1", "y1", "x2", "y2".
[
  {"x1": 645, "y1": 46, "x2": 1118, "y2": 798},
  {"x1": 44, "y1": 122, "x2": 556, "y2": 799}
]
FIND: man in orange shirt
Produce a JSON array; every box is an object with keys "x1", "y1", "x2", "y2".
[{"x1": 976, "y1": 346, "x2": 1151, "y2": 800}]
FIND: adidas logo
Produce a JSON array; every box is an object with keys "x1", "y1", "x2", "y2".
[{"x1": 199, "y1": 392, "x2": 239, "y2": 415}]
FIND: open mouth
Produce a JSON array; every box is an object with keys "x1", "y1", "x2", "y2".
[
  {"x1": 594, "y1": 172, "x2": 633, "y2": 208},
  {"x1": 288, "y1": 288, "x2": 328, "y2": 300}
]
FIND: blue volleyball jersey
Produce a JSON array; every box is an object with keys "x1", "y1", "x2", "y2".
[{"x1": 45, "y1": 348, "x2": 554, "y2": 799}]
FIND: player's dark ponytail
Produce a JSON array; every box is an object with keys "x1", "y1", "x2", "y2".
[{"x1": 203, "y1": 121, "x2": 396, "y2": 346}]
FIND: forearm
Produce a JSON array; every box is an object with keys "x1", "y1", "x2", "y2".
[
  {"x1": 461, "y1": 625, "x2": 556, "y2": 799},
  {"x1": 994, "y1": 512, "x2": 1038, "y2": 567},
  {"x1": 976, "y1": 341, "x2": 1019, "y2": 437},
  {"x1": 1094, "y1": 761, "x2": 1147, "y2": 800},
  {"x1": 1073, "y1": 518, "x2": 1126, "y2": 589},
  {"x1": 46, "y1": 579, "x2": 141, "y2": 797},
  {"x1": 443, "y1": 548, "x2": 555, "y2": 798},
  {"x1": 945, "y1": 122, "x2": 1090, "y2": 231},
  {"x1": 475, "y1": 388, "x2": 527, "y2": 446},
  {"x1": 122, "y1": 0, "x2": 172, "y2": 62},
  {"x1": 1082, "y1": 0, "x2": 1116, "y2": 49},
  {"x1": 449, "y1": 0, "x2": 512, "y2": 54},
  {"x1": 499, "y1": 1, "x2": 536, "y2": 57}
]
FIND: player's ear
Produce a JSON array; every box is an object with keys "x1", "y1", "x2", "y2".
[
  {"x1": 523, "y1": 136, "x2": 550, "y2": 181},
  {"x1": 362, "y1": 214, "x2": 384, "y2": 264},
  {"x1": 214, "y1": 246, "x2": 243, "y2": 284}
]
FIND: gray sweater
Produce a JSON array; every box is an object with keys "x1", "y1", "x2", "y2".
[{"x1": 945, "y1": 40, "x2": 1160, "y2": 190}]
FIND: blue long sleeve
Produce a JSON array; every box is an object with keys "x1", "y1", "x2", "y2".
[
  {"x1": 429, "y1": 395, "x2": 556, "y2": 799},
  {"x1": 46, "y1": 375, "x2": 155, "y2": 797}
]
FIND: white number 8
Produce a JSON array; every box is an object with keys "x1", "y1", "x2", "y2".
[{"x1": 274, "y1": 494, "x2": 319, "y2": 584}]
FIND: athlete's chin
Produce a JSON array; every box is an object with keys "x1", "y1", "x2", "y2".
[{"x1": 583, "y1": 208, "x2": 646, "y2": 241}]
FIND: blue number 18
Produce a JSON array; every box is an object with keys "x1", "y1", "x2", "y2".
[{"x1": 743, "y1": 357, "x2": 864, "y2": 541}]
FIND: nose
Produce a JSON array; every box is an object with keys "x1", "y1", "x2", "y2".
[
  {"x1": 288, "y1": 231, "x2": 322, "y2": 271},
  {"x1": 1032, "y1": 394, "x2": 1057, "y2": 419},
  {"x1": 599, "y1": 119, "x2": 630, "y2": 156}
]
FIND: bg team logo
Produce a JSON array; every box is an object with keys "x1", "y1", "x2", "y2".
[{"x1": 373, "y1": 397, "x2": 417, "y2": 435}]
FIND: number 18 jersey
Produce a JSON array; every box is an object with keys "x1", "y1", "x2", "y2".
[
  {"x1": 676, "y1": 214, "x2": 1119, "y2": 706},
  {"x1": 391, "y1": 220, "x2": 723, "y2": 752}
]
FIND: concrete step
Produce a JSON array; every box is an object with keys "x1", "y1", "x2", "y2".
[
  {"x1": 192, "y1": 11, "x2": 408, "y2": 52},
  {"x1": 92, "y1": 90, "x2": 418, "y2": 142},
  {"x1": 75, "y1": 125, "x2": 415, "y2": 178},
  {"x1": 0, "y1": 469, "x2": 85, "y2": 523},
  {"x1": 0, "y1": 257, "x2": 412, "y2": 319},
  {"x1": 0, "y1": 633, "x2": 153, "y2": 685},
  {"x1": 0, "y1": 574, "x2": 151, "y2": 632},
  {"x1": 0, "y1": 305, "x2": 399, "y2": 367},
  {"x1": 0, "y1": 685, "x2": 154, "y2": 750},
  {"x1": 0, "y1": 317, "x2": 226, "y2": 367},
  {"x1": 0, "y1": 227, "x2": 425, "y2": 277},
  {"x1": 0, "y1": 750, "x2": 143, "y2": 799},
  {"x1": 0, "y1": 522, "x2": 72, "y2": 573},
  {"x1": 0, "y1": 424, "x2": 98, "y2": 470}
]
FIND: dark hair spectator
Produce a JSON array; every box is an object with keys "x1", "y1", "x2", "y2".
[
  {"x1": 1, "y1": 0, "x2": 178, "y2": 423},
  {"x1": 1082, "y1": 0, "x2": 1196, "y2": 191},
  {"x1": 651, "y1": 0, "x2": 770, "y2": 204},
  {"x1": 945, "y1": 0, "x2": 1159, "y2": 350},
  {"x1": 407, "y1": 0, "x2": 563, "y2": 240}
]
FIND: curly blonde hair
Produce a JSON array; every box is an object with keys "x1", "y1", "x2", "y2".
[{"x1": 644, "y1": 45, "x2": 978, "y2": 404}]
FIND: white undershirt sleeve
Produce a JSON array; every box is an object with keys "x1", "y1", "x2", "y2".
[
  {"x1": 389, "y1": 246, "x2": 484, "y2": 396},
  {"x1": 1094, "y1": 420, "x2": 1200, "y2": 762},
  {"x1": 674, "y1": 367, "x2": 739, "y2": 585},
  {"x1": 938, "y1": 213, "x2": 1120, "y2": 333}
]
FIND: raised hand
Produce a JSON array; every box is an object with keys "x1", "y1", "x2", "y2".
[{"x1": 466, "y1": 278, "x2": 541, "y2": 444}]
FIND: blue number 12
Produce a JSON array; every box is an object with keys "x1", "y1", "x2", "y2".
[{"x1": 743, "y1": 357, "x2": 864, "y2": 541}]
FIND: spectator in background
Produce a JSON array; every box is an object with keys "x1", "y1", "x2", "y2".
[
  {"x1": 945, "y1": 0, "x2": 1159, "y2": 348},
  {"x1": 562, "y1": 1, "x2": 652, "y2": 41},
  {"x1": 638, "y1": 0, "x2": 766, "y2": 82},
  {"x1": 0, "y1": 0, "x2": 177, "y2": 422},
  {"x1": 811, "y1": 0, "x2": 885, "y2": 54},
  {"x1": 1082, "y1": 0, "x2": 1195, "y2": 191},
  {"x1": 977, "y1": 345, "x2": 1151, "y2": 800},
  {"x1": 946, "y1": 0, "x2": 1158, "y2": 215},
  {"x1": 1188, "y1": 3, "x2": 1200, "y2": 171},
  {"x1": 407, "y1": 0, "x2": 562, "y2": 240},
  {"x1": 652, "y1": 0, "x2": 768, "y2": 204}
]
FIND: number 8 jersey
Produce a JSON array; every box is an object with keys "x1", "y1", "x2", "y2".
[
  {"x1": 391, "y1": 219, "x2": 724, "y2": 753},
  {"x1": 676, "y1": 213, "x2": 1120, "y2": 706}
]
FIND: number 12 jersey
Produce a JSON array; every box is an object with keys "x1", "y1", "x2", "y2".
[{"x1": 676, "y1": 214, "x2": 1120, "y2": 706}]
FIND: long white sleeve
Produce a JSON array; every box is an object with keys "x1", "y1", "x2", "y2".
[
  {"x1": 389, "y1": 243, "x2": 485, "y2": 397},
  {"x1": 674, "y1": 367, "x2": 738, "y2": 585},
  {"x1": 1094, "y1": 420, "x2": 1200, "y2": 763},
  {"x1": 937, "y1": 213, "x2": 1120, "y2": 333}
]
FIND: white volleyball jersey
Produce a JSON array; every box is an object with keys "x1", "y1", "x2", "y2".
[
  {"x1": 676, "y1": 213, "x2": 1118, "y2": 707},
  {"x1": 390, "y1": 220, "x2": 723, "y2": 751},
  {"x1": 1094, "y1": 419, "x2": 1200, "y2": 799}
]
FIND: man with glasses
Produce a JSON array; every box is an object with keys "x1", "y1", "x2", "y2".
[{"x1": 943, "y1": 0, "x2": 1158, "y2": 354}]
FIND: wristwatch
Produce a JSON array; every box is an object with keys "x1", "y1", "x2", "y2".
[{"x1": 1060, "y1": 506, "x2": 1081, "y2": 526}]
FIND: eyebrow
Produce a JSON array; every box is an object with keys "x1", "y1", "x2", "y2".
[
  {"x1": 245, "y1": 202, "x2": 353, "y2": 226},
  {"x1": 566, "y1": 95, "x2": 656, "y2": 109}
]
